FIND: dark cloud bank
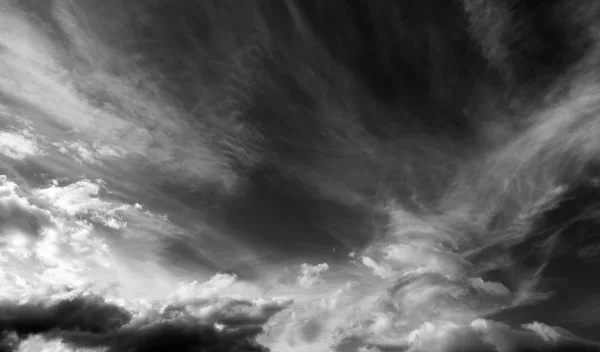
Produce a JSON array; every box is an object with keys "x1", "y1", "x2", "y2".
[
  {"x1": 4, "y1": 0, "x2": 600, "y2": 351},
  {"x1": 0, "y1": 290, "x2": 291, "y2": 352}
]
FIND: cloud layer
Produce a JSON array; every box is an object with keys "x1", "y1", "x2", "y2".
[
  {"x1": 3, "y1": 0, "x2": 600, "y2": 351},
  {"x1": 0, "y1": 286, "x2": 288, "y2": 352}
]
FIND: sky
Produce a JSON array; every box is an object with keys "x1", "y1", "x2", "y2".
[{"x1": 2, "y1": 0, "x2": 600, "y2": 351}]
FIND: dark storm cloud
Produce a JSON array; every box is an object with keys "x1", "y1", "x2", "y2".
[
  {"x1": 0, "y1": 295, "x2": 131, "y2": 337},
  {"x1": 0, "y1": 291, "x2": 287, "y2": 352},
  {"x1": 62, "y1": 321, "x2": 270, "y2": 352}
]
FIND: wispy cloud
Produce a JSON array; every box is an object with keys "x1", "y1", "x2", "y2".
[{"x1": 2, "y1": 0, "x2": 600, "y2": 351}]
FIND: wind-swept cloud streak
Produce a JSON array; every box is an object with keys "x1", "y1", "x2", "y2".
[{"x1": 3, "y1": 0, "x2": 600, "y2": 351}]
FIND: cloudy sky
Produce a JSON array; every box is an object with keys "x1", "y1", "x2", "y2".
[{"x1": 2, "y1": 0, "x2": 600, "y2": 351}]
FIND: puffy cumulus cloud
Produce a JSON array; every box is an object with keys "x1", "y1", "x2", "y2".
[
  {"x1": 258, "y1": 278, "x2": 389, "y2": 352},
  {"x1": 301, "y1": 208, "x2": 509, "y2": 348},
  {"x1": 329, "y1": 172, "x2": 600, "y2": 349},
  {"x1": 34, "y1": 179, "x2": 114, "y2": 216},
  {"x1": 0, "y1": 176, "x2": 124, "y2": 295},
  {"x1": 0, "y1": 130, "x2": 43, "y2": 161},
  {"x1": 0, "y1": 273, "x2": 290, "y2": 352},
  {"x1": 0, "y1": 173, "x2": 263, "y2": 308},
  {"x1": 263, "y1": 256, "x2": 500, "y2": 350},
  {"x1": 260, "y1": 186, "x2": 600, "y2": 352},
  {"x1": 0, "y1": 175, "x2": 54, "y2": 239},
  {"x1": 297, "y1": 263, "x2": 330, "y2": 288},
  {"x1": 33, "y1": 178, "x2": 133, "y2": 229},
  {"x1": 0, "y1": 175, "x2": 158, "y2": 301}
]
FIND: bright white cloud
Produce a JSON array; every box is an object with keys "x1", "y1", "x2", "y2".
[
  {"x1": 33, "y1": 179, "x2": 132, "y2": 229},
  {"x1": 169, "y1": 273, "x2": 239, "y2": 303},
  {"x1": 522, "y1": 321, "x2": 568, "y2": 343},
  {"x1": 361, "y1": 256, "x2": 394, "y2": 279},
  {"x1": 469, "y1": 277, "x2": 511, "y2": 296},
  {"x1": 297, "y1": 263, "x2": 329, "y2": 288},
  {"x1": 34, "y1": 179, "x2": 110, "y2": 216},
  {"x1": 406, "y1": 321, "x2": 463, "y2": 351},
  {"x1": 0, "y1": 175, "x2": 160, "y2": 302},
  {"x1": 0, "y1": 131, "x2": 42, "y2": 160},
  {"x1": 17, "y1": 335, "x2": 107, "y2": 352}
]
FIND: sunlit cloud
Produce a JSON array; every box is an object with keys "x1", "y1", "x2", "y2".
[
  {"x1": 297, "y1": 263, "x2": 330, "y2": 289},
  {"x1": 0, "y1": 131, "x2": 42, "y2": 161}
]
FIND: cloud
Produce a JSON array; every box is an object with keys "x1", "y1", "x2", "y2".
[
  {"x1": 0, "y1": 175, "x2": 53, "y2": 238},
  {"x1": 261, "y1": 177, "x2": 600, "y2": 351},
  {"x1": 35, "y1": 179, "x2": 112, "y2": 215},
  {"x1": 13, "y1": 335, "x2": 105, "y2": 352},
  {"x1": 297, "y1": 263, "x2": 330, "y2": 288},
  {"x1": 0, "y1": 172, "x2": 266, "y2": 309},
  {"x1": 3, "y1": 0, "x2": 600, "y2": 351},
  {"x1": 361, "y1": 256, "x2": 394, "y2": 280},
  {"x1": 0, "y1": 0, "x2": 248, "y2": 195},
  {"x1": 0, "y1": 130, "x2": 42, "y2": 161},
  {"x1": 0, "y1": 274, "x2": 290, "y2": 352},
  {"x1": 52, "y1": 140, "x2": 126, "y2": 165},
  {"x1": 0, "y1": 176, "x2": 151, "y2": 300},
  {"x1": 0, "y1": 177, "x2": 123, "y2": 292},
  {"x1": 32, "y1": 178, "x2": 134, "y2": 230},
  {"x1": 0, "y1": 294, "x2": 131, "y2": 337},
  {"x1": 467, "y1": 319, "x2": 600, "y2": 352},
  {"x1": 468, "y1": 278, "x2": 511, "y2": 296},
  {"x1": 329, "y1": 319, "x2": 600, "y2": 352}
]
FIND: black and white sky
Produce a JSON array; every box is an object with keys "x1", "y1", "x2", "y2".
[{"x1": 2, "y1": 0, "x2": 600, "y2": 351}]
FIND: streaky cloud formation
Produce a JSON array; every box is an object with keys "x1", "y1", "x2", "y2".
[{"x1": 2, "y1": 0, "x2": 600, "y2": 351}]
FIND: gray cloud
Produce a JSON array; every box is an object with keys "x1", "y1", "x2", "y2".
[{"x1": 0, "y1": 289, "x2": 288, "y2": 352}]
